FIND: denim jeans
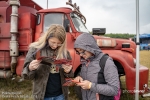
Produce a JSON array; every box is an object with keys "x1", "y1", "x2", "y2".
[{"x1": 44, "y1": 94, "x2": 65, "y2": 100}]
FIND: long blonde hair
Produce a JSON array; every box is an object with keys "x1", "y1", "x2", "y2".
[{"x1": 29, "y1": 24, "x2": 67, "y2": 59}]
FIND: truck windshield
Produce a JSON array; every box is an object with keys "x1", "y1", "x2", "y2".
[
  {"x1": 43, "y1": 13, "x2": 66, "y2": 32},
  {"x1": 71, "y1": 13, "x2": 89, "y2": 33}
]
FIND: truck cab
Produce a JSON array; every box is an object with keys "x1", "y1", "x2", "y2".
[{"x1": 34, "y1": 7, "x2": 90, "y2": 73}]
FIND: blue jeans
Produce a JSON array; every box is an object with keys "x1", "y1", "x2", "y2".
[{"x1": 44, "y1": 94, "x2": 65, "y2": 100}]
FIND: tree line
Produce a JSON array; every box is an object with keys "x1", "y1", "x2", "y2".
[{"x1": 104, "y1": 33, "x2": 135, "y2": 39}]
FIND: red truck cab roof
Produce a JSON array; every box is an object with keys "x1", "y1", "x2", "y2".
[{"x1": 38, "y1": 7, "x2": 72, "y2": 14}]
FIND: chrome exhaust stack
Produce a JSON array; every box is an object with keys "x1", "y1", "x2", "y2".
[{"x1": 9, "y1": 0, "x2": 20, "y2": 74}]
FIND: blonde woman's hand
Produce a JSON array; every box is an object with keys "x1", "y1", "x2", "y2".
[
  {"x1": 77, "y1": 80, "x2": 92, "y2": 90},
  {"x1": 62, "y1": 64, "x2": 72, "y2": 73},
  {"x1": 29, "y1": 60, "x2": 41, "y2": 71}
]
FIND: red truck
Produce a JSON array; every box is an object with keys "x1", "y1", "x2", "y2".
[{"x1": 0, "y1": 0, "x2": 149, "y2": 97}]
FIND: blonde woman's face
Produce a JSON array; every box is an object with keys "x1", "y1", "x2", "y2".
[{"x1": 48, "y1": 37, "x2": 62, "y2": 49}]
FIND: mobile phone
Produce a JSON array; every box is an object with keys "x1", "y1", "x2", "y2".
[{"x1": 71, "y1": 80, "x2": 80, "y2": 83}]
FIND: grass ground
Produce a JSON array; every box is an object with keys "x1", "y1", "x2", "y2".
[{"x1": 0, "y1": 50, "x2": 150, "y2": 100}]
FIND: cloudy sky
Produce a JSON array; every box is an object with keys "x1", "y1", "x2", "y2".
[{"x1": 33, "y1": 0, "x2": 150, "y2": 34}]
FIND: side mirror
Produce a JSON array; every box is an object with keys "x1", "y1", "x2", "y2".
[
  {"x1": 92, "y1": 28, "x2": 106, "y2": 35},
  {"x1": 63, "y1": 19, "x2": 70, "y2": 32}
]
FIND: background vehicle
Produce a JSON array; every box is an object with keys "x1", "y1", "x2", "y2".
[
  {"x1": 0, "y1": 0, "x2": 149, "y2": 97},
  {"x1": 132, "y1": 33, "x2": 150, "y2": 50}
]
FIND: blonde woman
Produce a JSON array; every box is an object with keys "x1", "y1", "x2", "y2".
[{"x1": 22, "y1": 24, "x2": 73, "y2": 100}]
